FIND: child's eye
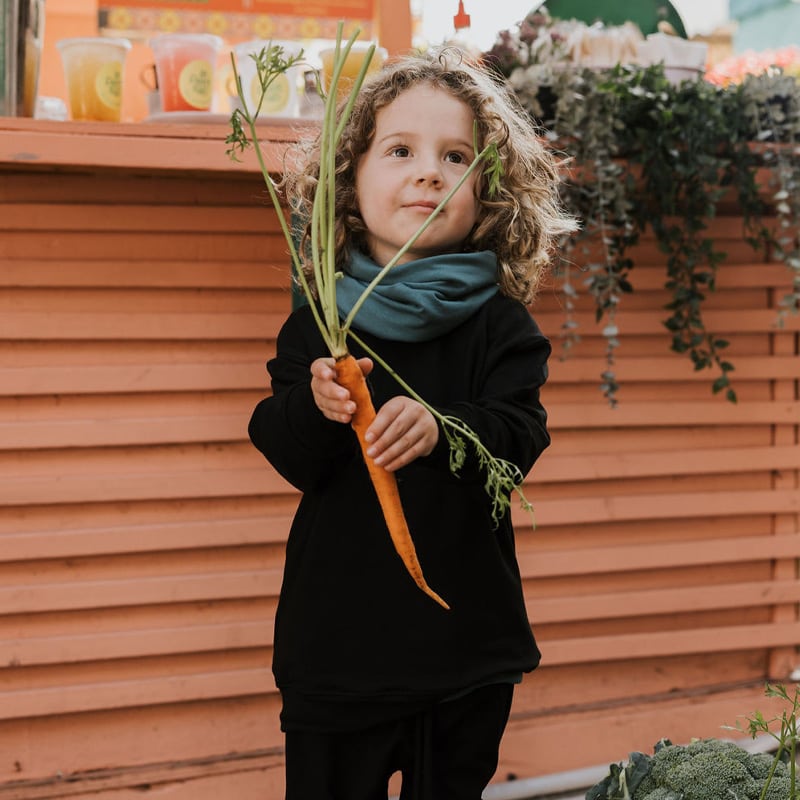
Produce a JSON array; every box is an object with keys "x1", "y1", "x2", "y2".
[
  {"x1": 445, "y1": 151, "x2": 468, "y2": 164},
  {"x1": 390, "y1": 146, "x2": 410, "y2": 158}
]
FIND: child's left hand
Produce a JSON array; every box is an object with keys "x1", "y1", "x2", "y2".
[{"x1": 365, "y1": 397, "x2": 439, "y2": 472}]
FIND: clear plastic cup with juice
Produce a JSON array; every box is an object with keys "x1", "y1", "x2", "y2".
[
  {"x1": 149, "y1": 33, "x2": 222, "y2": 112},
  {"x1": 319, "y1": 42, "x2": 387, "y2": 103},
  {"x1": 56, "y1": 37, "x2": 131, "y2": 122},
  {"x1": 228, "y1": 39, "x2": 303, "y2": 117}
]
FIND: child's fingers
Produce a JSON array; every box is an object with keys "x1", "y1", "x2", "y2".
[
  {"x1": 366, "y1": 397, "x2": 438, "y2": 471},
  {"x1": 356, "y1": 357, "x2": 374, "y2": 378},
  {"x1": 310, "y1": 357, "x2": 355, "y2": 421}
]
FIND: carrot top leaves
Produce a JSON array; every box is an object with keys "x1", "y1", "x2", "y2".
[
  {"x1": 227, "y1": 28, "x2": 535, "y2": 526},
  {"x1": 225, "y1": 43, "x2": 304, "y2": 162},
  {"x1": 441, "y1": 415, "x2": 532, "y2": 526}
]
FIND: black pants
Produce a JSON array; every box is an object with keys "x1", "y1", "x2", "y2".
[{"x1": 283, "y1": 683, "x2": 514, "y2": 800}]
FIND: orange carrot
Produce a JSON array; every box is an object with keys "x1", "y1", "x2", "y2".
[{"x1": 335, "y1": 354, "x2": 450, "y2": 610}]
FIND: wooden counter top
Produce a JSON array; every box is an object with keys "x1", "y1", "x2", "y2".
[{"x1": 0, "y1": 116, "x2": 318, "y2": 176}]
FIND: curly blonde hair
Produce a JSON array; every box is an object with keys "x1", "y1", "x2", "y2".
[{"x1": 285, "y1": 47, "x2": 576, "y2": 304}]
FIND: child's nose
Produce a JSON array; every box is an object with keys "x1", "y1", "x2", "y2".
[{"x1": 415, "y1": 162, "x2": 443, "y2": 186}]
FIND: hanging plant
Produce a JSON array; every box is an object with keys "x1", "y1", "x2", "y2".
[{"x1": 484, "y1": 17, "x2": 800, "y2": 405}]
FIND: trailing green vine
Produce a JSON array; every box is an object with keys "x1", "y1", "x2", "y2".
[{"x1": 486, "y1": 23, "x2": 800, "y2": 405}]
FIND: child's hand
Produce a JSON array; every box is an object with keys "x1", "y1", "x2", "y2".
[
  {"x1": 310, "y1": 356, "x2": 374, "y2": 423},
  {"x1": 365, "y1": 397, "x2": 439, "y2": 472}
]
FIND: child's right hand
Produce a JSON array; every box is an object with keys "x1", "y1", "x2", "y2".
[{"x1": 310, "y1": 356, "x2": 373, "y2": 423}]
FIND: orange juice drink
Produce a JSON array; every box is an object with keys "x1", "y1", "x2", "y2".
[
  {"x1": 150, "y1": 34, "x2": 222, "y2": 112},
  {"x1": 56, "y1": 37, "x2": 131, "y2": 122},
  {"x1": 319, "y1": 43, "x2": 387, "y2": 103}
]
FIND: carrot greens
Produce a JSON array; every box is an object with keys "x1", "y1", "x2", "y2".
[{"x1": 227, "y1": 26, "x2": 536, "y2": 605}]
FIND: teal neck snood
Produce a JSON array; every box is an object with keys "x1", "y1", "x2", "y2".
[{"x1": 336, "y1": 250, "x2": 499, "y2": 342}]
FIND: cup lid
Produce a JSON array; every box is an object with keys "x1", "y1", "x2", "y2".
[
  {"x1": 148, "y1": 33, "x2": 224, "y2": 49},
  {"x1": 56, "y1": 36, "x2": 132, "y2": 51}
]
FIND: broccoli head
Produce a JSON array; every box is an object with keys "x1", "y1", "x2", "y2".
[
  {"x1": 663, "y1": 750, "x2": 760, "y2": 800},
  {"x1": 761, "y1": 774, "x2": 792, "y2": 800},
  {"x1": 602, "y1": 739, "x2": 793, "y2": 800},
  {"x1": 646, "y1": 744, "x2": 693, "y2": 786},
  {"x1": 686, "y1": 738, "x2": 752, "y2": 764},
  {"x1": 639, "y1": 789, "x2": 683, "y2": 800},
  {"x1": 744, "y1": 751, "x2": 789, "y2": 782}
]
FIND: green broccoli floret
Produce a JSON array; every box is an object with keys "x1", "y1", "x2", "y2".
[
  {"x1": 686, "y1": 738, "x2": 751, "y2": 765},
  {"x1": 761, "y1": 774, "x2": 792, "y2": 800},
  {"x1": 648, "y1": 744, "x2": 693, "y2": 785},
  {"x1": 744, "y1": 751, "x2": 789, "y2": 782},
  {"x1": 665, "y1": 750, "x2": 760, "y2": 800},
  {"x1": 634, "y1": 774, "x2": 658, "y2": 799},
  {"x1": 640, "y1": 788, "x2": 683, "y2": 800}
]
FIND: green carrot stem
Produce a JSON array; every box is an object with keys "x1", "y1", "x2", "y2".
[{"x1": 228, "y1": 52, "x2": 335, "y2": 354}]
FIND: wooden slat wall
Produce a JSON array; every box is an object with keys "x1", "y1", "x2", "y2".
[
  {"x1": 0, "y1": 167, "x2": 290, "y2": 798},
  {"x1": 500, "y1": 218, "x2": 800, "y2": 777},
  {"x1": 1, "y1": 159, "x2": 798, "y2": 797}
]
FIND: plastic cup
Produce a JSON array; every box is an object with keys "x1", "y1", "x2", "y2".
[
  {"x1": 56, "y1": 37, "x2": 131, "y2": 122},
  {"x1": 149, "y1": 33, "x2": 222, "y2": 112},
  {"x1": 229, "y1": 40, "x2": 303, "y2": 117},
  {"x1": 319, "y1": 43, "x2": 387, "y2": 103}
]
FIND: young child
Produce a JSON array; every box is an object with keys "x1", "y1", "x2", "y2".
[{"x1": 248, "y1": 48, "x2": 576, "y2": 800}]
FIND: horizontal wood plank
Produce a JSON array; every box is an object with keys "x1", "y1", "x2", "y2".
[
  {"x1": 0, "y1": 204, "x2": 283, "y2": 233},
  {"x1": 0, "y1": 570, "x2": 283, "y2": 615},
  {"x1": 0, "y1": 467, "x2": 289, "y2": 506},
  {"x1": 0, "y1": 667, "x2": 274, "y2": 721},
  {"x1": 534, "y1": 308, "x2": 800, "y2": 335},
  {"x1": 0, "y1": 413, "x2": 252, "y2": 449},
  {"x1": 0, "y1": 751, "x2": 284, "y2": 800},
  {"x1": 528, "y1": 578, "x2": 800, "y2": 623},
  {"x1": 0, "y1": 232, "x2": 285, "y2": 261},
  {"x1": 540, "y1": 263, "x2": 791, "y2": 293},
  {"x1": 517, "y1": 532, "x2": 800, "y2": 578},
  {"x1": 548, "y1": 355, "x2": 800, "y2": 383},
  {"x1": 0, "y1": 311, "x2": 287, "y2": 340},
  {"x1": 535, "y1": 444, "x2": 800, "y2": 482},
  {"x1": 0, "y1": 261, "x2": 291, "y2": 288},
  {"x1": 0, "y1": 363, "x2": 269, "y2": 398},
  {"x1": 2, "y1": 620, "x2": 274, "y2": 667},
  {"x1": 523, "y1": 488, "x2": 800, "y2": 527},
  {"x1": 543, "y1": 621, "x2": 800, "y2": 665},
  {"x1": 0, "y1": 118, "x2": 306, "y2": 175},
  {"x1": 0, "y1": 516, "x2": 293, "y2": 562},
  {"x1": 548, "y1": 400, "x2": 800, "y2": 428}
]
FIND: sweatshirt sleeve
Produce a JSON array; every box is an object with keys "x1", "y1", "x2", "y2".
[
  {"x1": 425, "y1": 298, "x2": 551, "y2": 485},
  {"x1": 248, "y1": 307, "x2": 358, "y2": 491}
]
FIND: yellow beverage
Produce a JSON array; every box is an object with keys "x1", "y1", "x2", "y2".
[
  {"x1": 319, "y1": 43, "x2": 387, "y2": 103},
  {"x1": 229, "y1": 40, "x2": 303, "y2": 117},
  {"x1": 57, "y1": 38, "x2": 131, "y2": 122}
]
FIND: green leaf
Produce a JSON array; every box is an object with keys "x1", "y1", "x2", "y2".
[{"x1": 712, "y1": 375, "x2": 730, "y2": 393}]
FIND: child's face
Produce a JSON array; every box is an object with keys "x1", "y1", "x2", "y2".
[{"x1": 354, "y1": 83, "x2": 480, "y2": 266}]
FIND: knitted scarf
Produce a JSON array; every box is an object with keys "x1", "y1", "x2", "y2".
[{"x1": 335, "y1": 249, "x2": 499, "y2": 342}]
